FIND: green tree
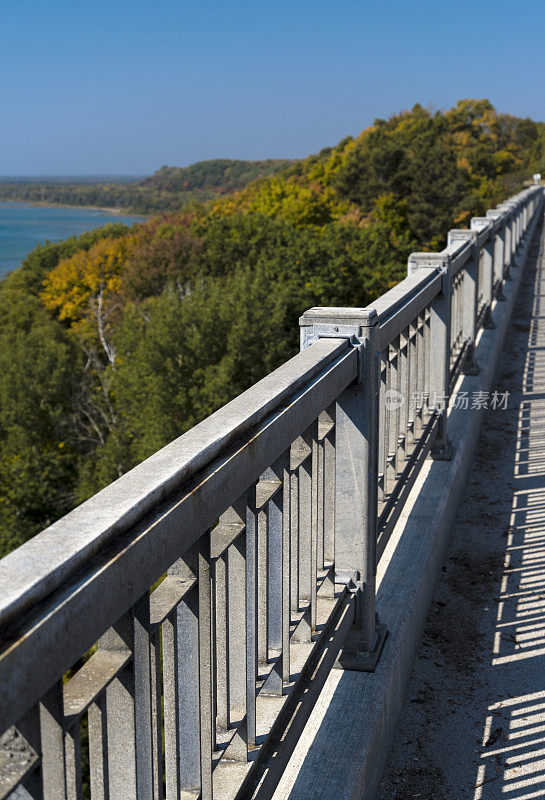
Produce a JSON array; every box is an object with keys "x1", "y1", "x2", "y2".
[{"x1": 0, "y1": 291, "x2": 79, "y2": 555}]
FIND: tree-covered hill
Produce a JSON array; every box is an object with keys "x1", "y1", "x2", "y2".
[
  {"x1": 139, "y1": 159, "x2": 292, "y2": 194},
  {"x1": 1, "y1": 99, "x2": 544, "y2": 556},
  {"x1": 0, "y1": 159, "x2": 292, "y2": 214}
]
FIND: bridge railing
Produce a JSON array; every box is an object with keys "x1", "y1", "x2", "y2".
[{"x1": 0, "y1": 183, "x2": 542, "y2": 800}]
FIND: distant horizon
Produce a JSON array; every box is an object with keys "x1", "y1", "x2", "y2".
[
  {"x1": 0, "y1": 156, "x2": 297, "y2": 181},
  {"x1": 0, "y1": 174, "x2": 147, "y2": 180}
]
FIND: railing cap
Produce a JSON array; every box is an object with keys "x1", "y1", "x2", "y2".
[
  {"x1": 470, "y1": 217, "x2": 493, "y2": 230},
  {"x1": 448, "y1": 229, "x2": 477, "y2": 243},
  {"x1": 407, "y1": 251, "x2": 448, "y2": 274},
  {"x1": 486, "y1": 209, "x2": 505, "y2": 221},
  {"x1": 299, "y1": 306, "x2": 377, "y2": 327}
]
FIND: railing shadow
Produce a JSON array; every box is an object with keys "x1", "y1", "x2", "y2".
[{"x1": 475, "y1": 231, "x2": 545, "y2": 800}]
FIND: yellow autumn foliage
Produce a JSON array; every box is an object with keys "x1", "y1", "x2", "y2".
[
  {"x1": 211, "y1": 175, "x2": 350, "y2": 227},
  {"x1": 42, "y1": 235, "x2": 137, "y2": 325}
]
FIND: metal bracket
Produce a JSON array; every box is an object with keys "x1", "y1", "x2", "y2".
[
  {"x1": 299, "y1": 320, "x2": 366, "y2": 386},
  {"x1": 307, "y1": 322, "x2": 361, "y2": 346},
  {"x1": 430, "y1": 438, "x2": 453, "y2": 461},
  {"x1": 333, "y1": 620, "x2": 388, "y2": 672},
  {"x1": 334, "y1": 569, "x2": 362, "y2": 593},
  {"x1": 299, "y1": 319, "x2": 372, "y2": 384},
  {"x1": 482, "y1": 306, "x2": 496, "y2": 330},
  {"x1": 462, "y1": 342, "x2": 480, "y2": 375},
  {"x1": 332, "y1": 576, "x2": 388, "y2": 670},
  {"x1": 462, "y1": 361, "x2": 480, "y2": 376},
  {"x1": 496, "y1": 282, "x2": 506, "y2": 302},
  {"x1": 438, "y1": 259, "x2": 452, "y2": 295}
]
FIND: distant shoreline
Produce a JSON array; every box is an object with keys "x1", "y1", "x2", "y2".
[
  {"x1": 0, "y1": 199, "x2": 147, "y2": 218},
  {"x1": 0, "y1": 204, "x2": 147, "y2": 280}
]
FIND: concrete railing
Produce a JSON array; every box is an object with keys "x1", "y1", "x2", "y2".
[{"x1": 0, "y1": 183, "x2": 542, "y2": 800}]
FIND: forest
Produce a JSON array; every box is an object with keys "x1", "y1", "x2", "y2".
[
  {"x1": 0, "y1": 159, "x2": 292, "y2": 214},
  {"x1": 1, "y1": 99, "x2": 544, "y2": 557}
]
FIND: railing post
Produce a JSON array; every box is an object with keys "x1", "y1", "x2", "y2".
[
  {"x1": 498, "y1": 203, "x2": 515, "y2": 270},
  {"x1": 511, "y1": 197, "x2": 525, "y2": 260},
  {"x1": 528, "y1": 192, "x2": 535, "y2": 223},
  {"x1": 448, "y1": 230, "x2": 480, "y2": 375},
  {"x1": 408, "y1": 254, "x2": 453, "y2": 460},
  {"x1": 513, "y1": 202, "x2": 519, "y2": 254},
  {"x1": 515, "y1": 201, "x2": 522, "y2": 252},
  {"x1": 471, "y1": 218, "x2": 495, "y2": 329},
  {"x1": 487, "y1": 210, "x2": 506, "y2": 298},
  {"x1": 522, "y1": 197, "x2": 528, "y2": 238},
  {"x1": 299, "y1": 307, "x2": 387, "y2": 671},
  {"x1": 509, "y1": 202, "x2": 517, "y2": 263},
  {"x1": 520, "y1": 193, "x2": 533, "y2": 248}
]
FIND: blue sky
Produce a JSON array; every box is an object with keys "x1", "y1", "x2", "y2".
[{"x1": 1, "y1": 0, "x2": 544, "y2": 175}]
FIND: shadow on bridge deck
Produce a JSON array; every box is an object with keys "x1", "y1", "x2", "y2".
[{"x1": 375, "y1": 224, "x2": 545, "y2": 800}]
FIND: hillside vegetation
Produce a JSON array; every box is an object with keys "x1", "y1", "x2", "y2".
[
  {"x1": 1, "y1": 99, "x2": 544, "y2": 556},
  {"x1": 0, "y1": 159, "x2": 292, "y2": 214}
]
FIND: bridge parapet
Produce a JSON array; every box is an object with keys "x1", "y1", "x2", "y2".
[{"x1": 0, "y1": 184, "x2": 542, "y2": 800}]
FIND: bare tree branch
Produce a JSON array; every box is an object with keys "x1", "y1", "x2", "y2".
[{"x1": 96, "y1": 283, "x2": 116, "y2": 366}]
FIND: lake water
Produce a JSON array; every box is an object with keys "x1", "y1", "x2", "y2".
[{"x1": 0, "y1": 203, "x2": 142, "y2": 279}]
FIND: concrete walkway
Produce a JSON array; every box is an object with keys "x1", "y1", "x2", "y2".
[{"x1": 376, "y1": 222, "x2": 545, "y2": 800}]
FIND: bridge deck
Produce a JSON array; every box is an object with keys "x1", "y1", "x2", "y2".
[{"x1": 376, "y1": 220, "x2": 545, "y2": 800}]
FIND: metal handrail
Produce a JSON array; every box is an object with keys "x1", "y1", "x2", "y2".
[
  {"x1": 0, "y1": 182, "x2": 542, "y2": 800},
  {"x1": 0, "y1": 337, "x2": 350, "y2": 632},
  {"x1": 0, "y1": 338, "x2": 356, "y2": 727}
]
